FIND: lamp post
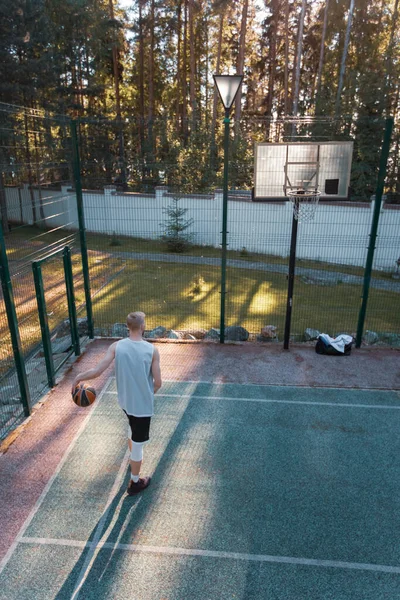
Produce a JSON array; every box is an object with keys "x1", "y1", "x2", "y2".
[{"x1": 213, "y1": 74, "x2": 243, "y2": 344}]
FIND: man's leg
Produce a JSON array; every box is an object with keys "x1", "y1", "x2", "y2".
[
  {"x1": 126, "y1": 416, "x2": 151, "y2": 494},
  {"x1": 127, "y1": 438, "x2": 142, "y2": 477},
  {"x1": 127, "y1": 440, "x2": 150, "y2": 494}
]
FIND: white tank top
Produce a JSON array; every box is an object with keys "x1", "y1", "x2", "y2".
[{"x1": 115, "y1": 338, "x2": 155, "y2": 416}]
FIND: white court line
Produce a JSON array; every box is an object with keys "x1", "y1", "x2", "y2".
[
  {"x1": 19, "y1": 536, "x2": 400, "y2": 575},
  {"x1": 69, "y1": 448, "x2": 130, "y2": 600},
  {"x1": 0, "y1": 377, "x2": 115, "y2": 576},
  {"x1": 163, "y1": 379, "x2": 400, "y2": 393},
  {"x1": 106, "y1": 390, "x2": 400, "y2": 410}
]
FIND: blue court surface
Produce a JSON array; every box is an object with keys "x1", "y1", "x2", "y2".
[{"x1": 1, "y1": 379, "x2": 400, "y2": 599}]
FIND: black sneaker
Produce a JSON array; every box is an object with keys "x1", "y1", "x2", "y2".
[{"x1": 127, "y1": 476, "x2": 151, "y2": 495}]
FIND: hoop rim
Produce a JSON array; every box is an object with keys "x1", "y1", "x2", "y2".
[{"x1": 287, "y1": 189, "x2": 322, "y2": 199}]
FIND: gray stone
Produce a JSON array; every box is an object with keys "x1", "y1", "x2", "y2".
[
  {"x1": 256, "y1": 334, "x2": 279, "y2": 343},
  {"x1": 224, "y1": 326, "x2": 249, "y2": 341},
  {"x1": 304, "y1": 328, "x2": 320, "y2": 341},
  {"x1": 1, "y1": 396, "x2": 21, "y2": 406},
  {"x1": 185, "y1": 329, "x2": 207, "y2": 339},
  {"x1": 51, "y1": 336, "x2": 72, "y2": 354},
  {"x1": 111, "y1": 323, "x2": 129, "y2": 338},
  {"x1": 147, "y1": 326, "x2": 168, "y2": 339},
  {"x1": 56, "y1": 319, "x2": 71, "y2": 337},
  {"x1": 260, "y1": 325, "x2": 277, "y2": 339},
  {"x1": 364, "y1": 330, "x2": 379, "y2": 345},
  {"x1": 168, "y1": 330, "x2": 182, "y2": 339},
  {"x1": 77, "y1": 317, "x2": 89, "y2": 335},
  {"x1": 1, "y1": 385, "x2": 17, "y2": 394},
  {"x1": 24, "y1": 359, "x2": 45, "y2": 375},
  {"x1": 183, "y1": 333, "x2": 197, "y2": 340},
  {"x1": 379, "y1": 333, "x2": 400, "y2": 347},
  {"x1": 204, "y1": 328, "x2": 220, "y2": 340}
]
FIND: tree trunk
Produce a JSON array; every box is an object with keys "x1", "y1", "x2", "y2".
[
  {"x1": 182, "y1": 0, "x2": 188, "y2": 143},
  {"x1": 148, "y1": 0, "x2": 155, "y2": 169},
  {"x1": 391, "y1": 86, "x2": 400, "y2": 192},
  {"x1": 210, "y1": 11, "x2": 224, "y2": 170},
  {"x1": 189, "y1": 0, "x2": 196, "y2": 127},
  {"x1": 266, "y1": 0, "x2": 279, "y2": 133},
  {"x1": 85, "y1": 28, "x2": 93, "y2": 114},
  {"x1": 138, "y1": 0, "x2": 145, "y2": 163},
  {"x1": 0, "y1": 173, "x2": 9, "y2": 234},
  {"x1": 284, "y1": 0, "x2": 290, "y2": 115},
  {"x1": 292, "y1": 0, "x2": 307, "y2": 117},
  {"x1": 335, "y1": 0, "x2": 355, "y2": 117},
  {"x1": 385, "y1": 0, "x2": 399, "y2": 114},
  {"x1": 109, "y1": 0, "x2": 127, "y2": 188},
  {"x1": 204, "y1": 9, "x2": 209, "y2": 129},
  {"x1": 33, "y1": 130, "x2": 46, "y2": 224},
  {"x1": 234, "y1": 0, "x2": 249, "y2": 132},
  {"x1": 23, "y1": 110, "x2": 37, "y2": 225},
  {"x1": 314, "y1": 0, "x2": 329, "y2": 112},
  {"x1": 176, "y1": 0, "x2": 182, "y2": 133}
]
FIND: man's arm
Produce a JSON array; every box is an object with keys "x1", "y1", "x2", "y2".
[
  {"x1": 71, "y1": 342, "x2": 117, "y2": 392},
  {"x1": 151, "y1": 347, "x2": 162, "y2": 393}
]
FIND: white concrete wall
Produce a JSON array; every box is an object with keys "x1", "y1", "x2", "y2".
[{"x1": 5, "y1": 185, "x2": 400, "y2": 270}]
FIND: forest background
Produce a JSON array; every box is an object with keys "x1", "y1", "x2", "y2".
[{"x1": 0, "y1": 0, "x2": 399, "y2": 199}]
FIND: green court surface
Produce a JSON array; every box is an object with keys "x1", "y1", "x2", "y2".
[{"x1": 1, "y1": 379, "x2": 400, "y2": 599}]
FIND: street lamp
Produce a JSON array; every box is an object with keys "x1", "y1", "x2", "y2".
[{"x1": 213, "y1": 74, "x2": 243, "y2": 344}]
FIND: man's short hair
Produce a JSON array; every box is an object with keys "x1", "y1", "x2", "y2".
[{"x1": 126, "y1": 311, "x2": 146, "y2": 331}]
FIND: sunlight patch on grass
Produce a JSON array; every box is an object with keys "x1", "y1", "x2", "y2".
[{"x1": 248, "y1": 282, "x2": 278, "y2": 316}]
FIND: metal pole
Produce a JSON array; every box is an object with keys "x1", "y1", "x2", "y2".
[
  {"x1": 70, "y1": 120, "x2": 94, "y2": 339},
  {"x1": 356, "y1": 117, "x2": 394, "y2": 348},
  {"x1": 219, "y1": 108, "x2": 230, "y2": 344},
  {"x1": 283, "y1": 212, "x2": 299, "y2": 350},
  {"x1": 0, "y1": 228, "x2": 31, "y2": 416},
  {"x1": 32, "y1": 261, "x2": 55, "y2": 388},
  {"x1": 63, "y1": 246, "x2": 80, "y2": 356}
]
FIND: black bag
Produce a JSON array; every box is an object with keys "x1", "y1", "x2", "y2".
[{"x1": 315, "y1": 336, "x2": 352, "y2": 356}]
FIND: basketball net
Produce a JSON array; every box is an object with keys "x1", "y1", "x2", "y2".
[{"x1": 288, "y1": 189, "x2": 321, "y2": 223}]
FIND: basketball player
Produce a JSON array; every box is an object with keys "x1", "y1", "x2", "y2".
[{"x1": 71, "y1": 312, "x2": 162, "y2": 495}]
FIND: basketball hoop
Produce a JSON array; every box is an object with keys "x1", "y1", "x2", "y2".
[{"x1": 288, "y1": 188, "x2": 321, "y2": 222}]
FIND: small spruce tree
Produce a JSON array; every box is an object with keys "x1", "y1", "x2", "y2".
[{"x1": 161, "y1": 196, "x2": 194, "y2": 252}]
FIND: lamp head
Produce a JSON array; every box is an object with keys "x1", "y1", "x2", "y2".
[{"x1": 213, "y1": 74, "x2": 243, "y2": 111}]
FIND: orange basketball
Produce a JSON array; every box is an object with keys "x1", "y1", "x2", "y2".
[{"x1": 72, "y1": 384, "x2": 97, "y2": 407}]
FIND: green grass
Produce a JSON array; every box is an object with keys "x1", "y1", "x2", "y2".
[
  {"x1": 1, "y1": 226, "x2": 399, "y2": 358},
  {"x1": 0, "y1": 250, "x2": 123, "y2": 376},
  {"x1": 84, "y1": 231, "x2": 398, "y2": 281},
  {"x1": 91, "y1": 258, "x2": 400, "y2": 337},
  {"x1": 5, "y1": 225, "x2": 397, "y2": 280}
]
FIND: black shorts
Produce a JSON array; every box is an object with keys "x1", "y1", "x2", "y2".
[{"x1": 124, "y1": 410, "x2": 151, "y2": 443}]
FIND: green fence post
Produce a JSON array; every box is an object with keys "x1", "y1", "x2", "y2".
[
  {"x1": 356, "y1": 117, "x2": 394, "y2": 348},
  {"x1": 219, "y1": 110, "x2": 230, "y2": 344},
  {"x1": 70, "y1": 119, "x2": 94, "y2": 339},
  {"x1": 63, "y1": 246, "x2": 80, "y2": 356},
  {"x1": 0, "y1": 229, "x2": 31, "y2": 416},
  {"x1": 32, "y1": 261, "x2": 55, "y2": 388}
]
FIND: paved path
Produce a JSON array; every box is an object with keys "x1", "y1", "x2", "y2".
[{"x1": 110, "y1": 251, "x2": 400, "y2": 293}]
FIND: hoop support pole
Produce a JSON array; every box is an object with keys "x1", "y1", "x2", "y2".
[{"x1": 284, "y1": 212, "x2": 299, "y2": 350}]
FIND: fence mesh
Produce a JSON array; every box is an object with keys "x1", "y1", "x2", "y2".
[
  {"x1": 1, "y1": 106, "x2": 399, "y2": 439},
  {"x1": 75, "y1": 115, "x2": 399, "y2": 345},
  {"x1": 0, "y1": 104, "x2": 84, "y2": 438}
]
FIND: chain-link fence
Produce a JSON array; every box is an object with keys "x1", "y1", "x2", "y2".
[
  {"x1": 73, "y1": 115, "x2": 399, "y2": 345},
  {"x1": 1, "y1": 106, "x2": 399, "y2": 440},
  {"x1": 0, "y1": 103, "x2": 94, "y2": 439}
]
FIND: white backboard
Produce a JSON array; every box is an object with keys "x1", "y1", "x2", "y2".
[{"x1": 254, "y1": 142, "x2": 354, "y2": 200}]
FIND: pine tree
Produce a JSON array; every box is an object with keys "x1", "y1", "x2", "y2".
[{"x1": 161, "y1": 196, "x2": 194, "y2": 252}]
